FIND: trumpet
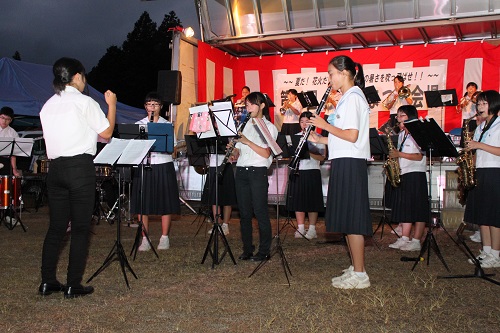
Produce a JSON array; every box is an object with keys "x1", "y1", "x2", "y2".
[
  {"x1": 382, "y1": 85, "x2": 411, "y2": 109},
  {"x1": 280, "y1": 99, "x2": 290, "y2": 115}
]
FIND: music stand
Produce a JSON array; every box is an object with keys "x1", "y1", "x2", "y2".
[
  {"x1": 424, "y1": 89, "x2": 458, "y2": 108},
  {"x1": 403, "y1": 118, "x2": 458, "y2": 272},
  {"x1": 193, "y1": 102, "x2": 237, "y2": 267},
  {"x1": 297, "y1": 91, "x2": 319, "y2": 111},
  {"x1": 438, "y1": 223, "x2": 499, "y2": 285},
  {"x1": 362, "y1": 86, "x2": 381, "y2": 105},
  {"x1": 0, "y1": 137, "x2": 33, "y2": 231},
  {"x1": 87, "y1": 138, "x2": 155, "y2": 287},
  {"x1": 369, "y1": 128, "x2": 399, "y2": 238}
]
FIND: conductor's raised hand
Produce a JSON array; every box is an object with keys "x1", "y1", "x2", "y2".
[{"x1": 104, "y1": 90, "x2": 117, "y2": 107}]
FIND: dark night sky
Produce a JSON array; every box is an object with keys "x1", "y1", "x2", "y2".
[{"x1": 0, "y1": 0, "x2": 200, "y2": 70}]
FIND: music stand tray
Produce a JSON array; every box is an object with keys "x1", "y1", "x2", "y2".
[
  {"x1": 297, "y1": 91, "x2": 319, "y2": 109},
  {"x1": 425, "y1": 89, "x2": 458, "y2": 108},
  {"x1": 362, "y1": 86, "x2": 381, "y2": 104}
]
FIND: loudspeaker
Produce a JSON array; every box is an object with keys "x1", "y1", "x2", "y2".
[{"x1": 157, "y1": 70, "x2": 182, "y2": 105}]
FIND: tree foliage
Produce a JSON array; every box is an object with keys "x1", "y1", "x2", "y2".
[{"x1": 87, "y1": 11, "x2": 182, "y2": 108}]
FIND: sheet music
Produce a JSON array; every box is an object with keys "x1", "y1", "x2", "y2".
[
  {"x1": 0, "y1": 137, "x2": 34, "y2": 157},
  {"x1": 210, "y1": 102, "x2": 237, "y2": 137},
  {"x1": 189, "y1": 104, "x2": 209, "y2": 114},
  {"x1": 253, "y1": 118, "x2": 283, "y2": 156},
  {"x1": 93, "y1": 138, "x2": 155, "y2": 165}
]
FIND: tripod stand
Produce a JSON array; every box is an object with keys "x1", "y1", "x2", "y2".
[
  {"x1": 200, "y1": 138, "x2": 236, "y2": 267},
  {"x1": 250, "y1": 158, "x2": 292, "y2": 285},
  {"x1": 438, "y1": 222, "x2": 499, "y2": 285},
  {"x1": 404, "y1": 118, "x2": 458, "y2": 272},
  {"x1": 370, "y1": 129, "x2": 399, "y2": 238},
  {"x1": 88, "y1": 170, "x2": 138, "y2": 288}
]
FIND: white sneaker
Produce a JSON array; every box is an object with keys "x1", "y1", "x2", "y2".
[
  {"x1": 157, "y1": 236, "x2": 170, "y2": 250},
  {"x1": 391, "y1": 224, "x2": 402, "y2": 235},
  {"x1": 138, "y1": 238, "x2": 151, "y2": 252},
  {"x1": 207, "y1": 223, "x2": 229, "y2": 236},
  {"x1": 400, "y1": 239, "x2": 421, "y2": 252},
  {"x1": 479, "y1": 253, "x2": 500, "y2": 268},
  {"x1": 294, "y1": 230, "x2": 305, "y2": 238},
  {"x1": 469, "y1": 231, "x2": 481, "y2": 243},
  {"x1": 389, "y1": 238, "x2": 409, "y2": 249},
  {"x1": 332, "y1": 272, "x2": 371, "y2": 289},
  {"x1": 468, "y1": 250, "x2": 488, "y2": 264},
  {"x1": 305, "y1": 229, "x2": 317, "y2": 239},
  {"x1": 331, "y1": 266, "x2": 354, "y2": 284}
]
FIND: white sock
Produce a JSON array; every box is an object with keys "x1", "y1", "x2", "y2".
[
  {"x1": 483, "y1": 246, "x2": 492, "y2": 254},
  {"x1": 401, "y1": 236, "x2": 410, "y2": 241},
  {"x1": 411, "y1": 238, "x2": 420, "y2": 242},
  {"x1": 298, "y1": 224, "x2": 305, "y2": 232},
  {"x1": 308, "y1": 225, "x2": 316, "y2": 231},
  {"x1": 491, "y1": 249, "x2": 500, "y2": 259},
  {"x1": 354, "y1": 271, "x2": 367, "y2": 278},
  {"x1": 160, "y1": 235, "x2": 168, "y2": 239},
  {"x1": 222, "y1": 223, "x2": 228, "y2": 226}
]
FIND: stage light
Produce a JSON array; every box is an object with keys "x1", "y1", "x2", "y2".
[{"x1": 168, "y1": 26, "x2": 194, "y2": 38}]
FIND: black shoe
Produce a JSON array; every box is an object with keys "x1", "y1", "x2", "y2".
[
  {"x1": 38, "y1": 282, "x2": 65, "y2": 296},
  {"x1": 238, "y1": 252, "x2": 253, "y2": 260},
  {"x1": 250, "y1": 253, "x2": 270, "y2": 262},
  {"x1": 64, "y1": 285, "x2": 94, "y2": 299}
]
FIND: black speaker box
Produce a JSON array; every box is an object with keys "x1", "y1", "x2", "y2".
[{"x1": 157, "y1": 70, "x2": 182, "y2": 105}]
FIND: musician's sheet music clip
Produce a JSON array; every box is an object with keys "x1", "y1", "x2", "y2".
[{"x1": 297, "y1": 91, "x2": 319, "y2": 110}]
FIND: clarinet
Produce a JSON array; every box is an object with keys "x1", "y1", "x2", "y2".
[
  {"x1": 288, "y1": 85, "x2": 332, "y2": 172},
  {"x1": 217, "y1": 116, "x2": 251, "y2": 179}
]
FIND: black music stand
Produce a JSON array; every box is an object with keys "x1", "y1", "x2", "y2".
[
  {"x1": 194, "y1": 102, "x2": 237, "y2": 267},
  {"x1": 362, "y1": 86, "x2": 381, "y2": 105},
  {"x1": 87, "y1": 138, "x2": 155, "y2": 288},
  {"x1": 0, "y1": 138, "x2": 33, "y2": 231},
  {"x1": 297, "y1": 91, "x2": 319, "y2": 111},
  {"x1": 403, "y1": 118, "x2": 458, "y2": 272},
  {"x1": 369, "y1": 128, "x2": 399, "y2": 238},
  {"x1": 424, "y1": 89, "x2": 458, "y2": 108}
]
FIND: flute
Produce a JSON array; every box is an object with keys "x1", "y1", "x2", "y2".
[{"x1": 288, "y1": 85, "x2": 332, "y2": 172}]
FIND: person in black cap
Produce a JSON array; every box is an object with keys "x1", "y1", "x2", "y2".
[
  {"x1": 0, "y1": 106, "x2": 21, "y2": 176},
  {"x1": 386, "y1": 104, "x2": 429, "y2": 252}
]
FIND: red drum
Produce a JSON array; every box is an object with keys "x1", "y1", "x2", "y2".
[
  {"x1": 0, "y1": 176, "x2": 22, "y2": 209},
  {"x1": 95, "y1": 166, "x2": 112, "y2": 177}
]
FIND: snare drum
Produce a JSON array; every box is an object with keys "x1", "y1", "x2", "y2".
[
  {"x1": 0, "y1": 176, "x2": 22, "y2": 209},
  {"x1": 95, "y1": 166, "x2": 113, "y2": 177}
]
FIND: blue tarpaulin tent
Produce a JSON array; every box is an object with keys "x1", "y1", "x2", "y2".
[{"x1": 0, "y1": 57, "x2": 144, "y2": 123}]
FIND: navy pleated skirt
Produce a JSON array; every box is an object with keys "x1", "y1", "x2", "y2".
[
  {"x1": 464, "y1": 168, "x2": 500, "y2": 227},
  {"x1": 201, "y1": 165, "x2": 237, "y2": 206},
  {"x1": 325, "y1": 158, "x2": 372, "y2": 235},
  {"x1": 286, "y1": 169, "x2": 325, "y2": 212},
  {"x1": 131, "y1": 162, "x2": 180, "y2": 215},
  {"x1": 388, "y1": 172, "x2": 430, "y2": 223}
]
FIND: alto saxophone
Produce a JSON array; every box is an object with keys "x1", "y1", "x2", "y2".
[
  {"x1": 456, "y1": 114, "x2": 477, "y2": 205},
  {"x1": 383, "y1": 128, "x2": 401, "y2": 187}
]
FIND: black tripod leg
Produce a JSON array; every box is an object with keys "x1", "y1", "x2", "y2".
[
  {"x1": 130, "y1": 222, "x2": 158, "y2": 259},
  {"x1": 428, "y1": 233, "x2": 451, "y2": 272},
  {"x1": 412, "y1": 231, "x2": 431, "y2": 271}
]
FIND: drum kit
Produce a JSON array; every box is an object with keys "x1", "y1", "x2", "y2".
[
  {"x1": 0, "y1": 175, "x2": 25, "y2": 231},
  {"x1": 93, "y1": 166, "x2": 132, "y2": 225}
]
